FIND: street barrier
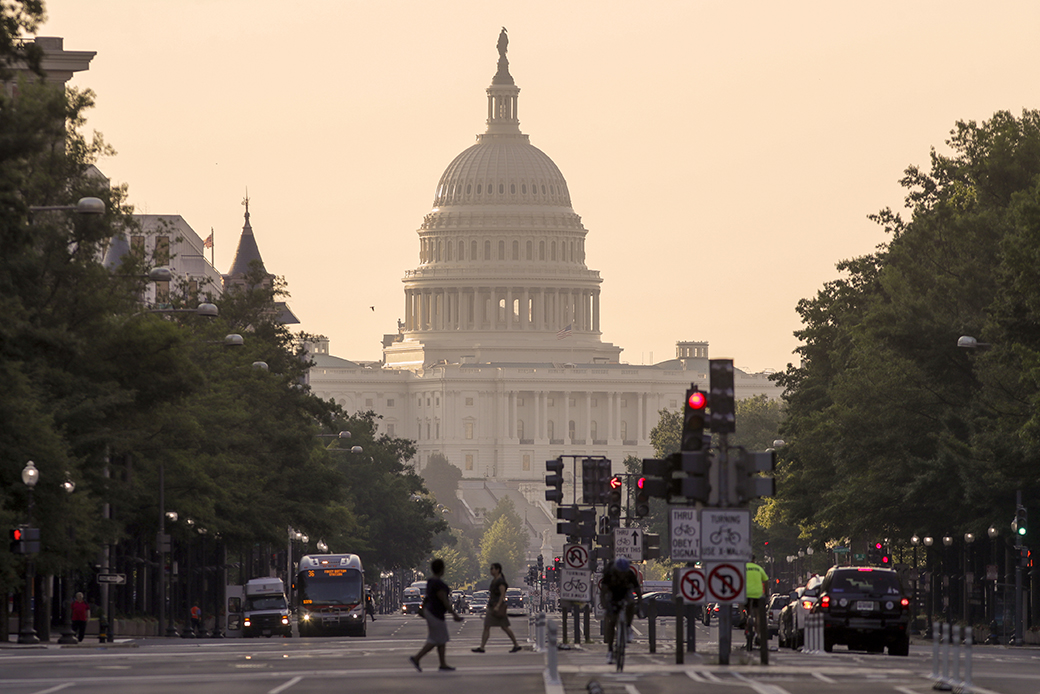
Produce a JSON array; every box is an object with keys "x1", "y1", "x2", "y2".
[
  {"x1": 803, "y1": 612, "x2": 824, "y2": 654},
  {"x1": 546, "y1": 619, "x2": 560, "y2": 685},
  {"x1": 534, "y1": 612, "x2": 547, "y2": 652},
  {"x1": 931, "y1": 621, "x2": 973, "y2": 693}
]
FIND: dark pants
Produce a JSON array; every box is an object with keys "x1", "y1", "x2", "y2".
[{"x1": 73, "y1": 620, "x2": 87, "y2": 642}]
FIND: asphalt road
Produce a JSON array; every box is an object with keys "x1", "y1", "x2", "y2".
[{"x1": 1, "y1": 613, "x2": 1037, "y2": 694}]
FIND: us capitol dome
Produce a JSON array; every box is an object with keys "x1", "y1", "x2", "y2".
[{"x1": 383, "y1": 28, "x2": 621, "y2": 368}]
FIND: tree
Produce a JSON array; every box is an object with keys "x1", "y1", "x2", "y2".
[
  {"x1": 773, "y1": 110, "x2": 1040, "y2": 549},
  {"x1": 478, "y1": 498, "x2": 527, "y2": 583}
]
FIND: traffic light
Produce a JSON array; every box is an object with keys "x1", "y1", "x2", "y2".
[
  {"x1": 537, "y1": 555, "x2": 544, "y2": 573},
  {"x1": 581, "y1": 457, "x2": 613, "y2": 504},
  {"x1": 868, "y1": 542, "x2": 882, "y2": 564},
  {"x1": 643, "y1": 533, "x2": 660, "y2": 560},
  {"x1": 545, "y1": 457, "x2": 564, "y2": 503},
  {"x1": 9, "y1": 526, "x2": 39, "y2": 554},
  {"x1": 607, "y1": 476, "x2": 623, "y2": 518},
  {"x1": 1013, "y1": 506, "x2": 1027, "y2": 539},
  {"x1": 556, "y1": 506, "x2": 595, "y2": 538},
  {"x1": 732, "y1": 449, "x2": 776, "y2": 503},
  {"x1": 640, "y1": 451, "x2": 711, "y2": 503},
  {"x1": 635, "y1": 477, "x2": 650, "y2": 517},
  {"x1": 681, "y1": 387, "x2": 709, "y2": 451},
  {"x1": 709, "y1": 359, "x2": 736, "y2": 433}
]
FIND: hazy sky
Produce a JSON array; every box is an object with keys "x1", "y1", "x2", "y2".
[{"x1": 38, "y1": 1, "x2": 1040, "y2": 373}]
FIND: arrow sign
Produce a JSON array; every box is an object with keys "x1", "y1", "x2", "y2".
[
  {"x1": 614, "y1": 528, "x2": 643, "y2": 561},
  {"x1": 97, "y1": 573, "x2": 126, "y2": 585}
]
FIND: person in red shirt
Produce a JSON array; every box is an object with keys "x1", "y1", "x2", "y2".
[
  {"x1": 71, "y1": 592, "x2": 90, "y2": 642},
  {"x1": 190, "y1": 604, "x2": 202, "y2": 636}
]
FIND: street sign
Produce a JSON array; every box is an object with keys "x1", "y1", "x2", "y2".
[
  {"x1": 700, "y1": 508, "x2": 751, "y2": 561},
  {"x1": 558, "y1": 568, "x2": 592, "y2": 602},
  {"x1": 670, "y1": 507, "x2": 700, "y2": 561},
  {"x1": 705, "y1": 562, "x2": 745, "y2": 603},
  {"x1": 563, "y1": 543, "x2": 590, "y2": 570},
  {"x1": 97, "y1": 573, "x2": 126, "y2": 585},
  {"x1": 676, "y1": 566, "x2": 706, "y2": 604},
  {"x1": 614, "y1": 527, "x2": 643, "y2": 561}
]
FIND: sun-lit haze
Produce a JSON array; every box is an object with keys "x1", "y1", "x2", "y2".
[{"x1": 37, "y1": 1, "x2": 1040, "y2": 373}]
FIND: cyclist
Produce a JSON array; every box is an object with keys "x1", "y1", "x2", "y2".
[
  {"x1": 745, "y1": 555, "x2": 770, "y2": 648},
  {"x1": 600, "y1": 557, "x2": 642, "y2": 664}
]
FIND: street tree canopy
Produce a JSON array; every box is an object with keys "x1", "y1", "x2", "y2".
[{"x1": 771, "y1": 110, "x2": 1040, "y2": 545}]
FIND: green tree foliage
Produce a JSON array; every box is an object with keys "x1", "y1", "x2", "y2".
[
  {"x1": 774, "y1": 110, "x2": 1040, "y2": 547},
  {"x1": 478, "y1": 498, "x2": 527, "y2": 583},
  {"x1": 0, "y1": 1, "x2": 44, "y2": 79}
]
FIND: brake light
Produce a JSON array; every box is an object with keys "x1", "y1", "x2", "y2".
[
  {"x1": 801, "y1": 599, "x2": 813, "y2": 610},
  {"x1": 900, "y1": 598, "x2": 909, "y2": 608},
  {"x1": 820, "y1": 595, "x2": 830, "y2": 609}
]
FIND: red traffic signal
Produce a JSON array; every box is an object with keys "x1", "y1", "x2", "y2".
[
  {"x1": 11, "y1": 528, "x2": 23, "y2": 541},
  {"x1": 688, "y1": 390, "x2": 707, "y2": 410},
  {"x1": 637, "y1": 477, "x2": 645, "y2": 489},
  {"x1": 609, "y1": 475, "x2": 623, "y2": 490}
]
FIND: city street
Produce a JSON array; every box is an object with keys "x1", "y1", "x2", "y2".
[{"x1": 2, "y1": 613, "x2": 1038, "y2": 694}]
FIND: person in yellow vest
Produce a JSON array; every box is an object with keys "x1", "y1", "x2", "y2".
[{"x1": 745, "y1": 556, "x2": 769, "y2": 646}]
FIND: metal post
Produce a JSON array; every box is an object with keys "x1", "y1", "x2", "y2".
[
  {"x1": 647, "y1": 599, "x2": 656, "y2": 653},
  {"x1": 675, "y1": 596, "x2": 684, "y2": 664},
  {"x1": 1014, "y1": 490, "x2": 1024, "y2": 646},
  {"x1": 546, "y1": 619, "x2": 560, "y2": 684}
]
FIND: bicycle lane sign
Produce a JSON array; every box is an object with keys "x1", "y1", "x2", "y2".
[
  {"x1": 559, "y1": 568, "x2": 592, "y2": 602},
  {"x1": 670, "y1": 507, "x2": 699, "y2": 561},
  {"x1": 700, "y1": 508, "x2": 751, "y2": 561},
  {"x1": 705, "y1": 562, "x2": 745, "y2": 603}
]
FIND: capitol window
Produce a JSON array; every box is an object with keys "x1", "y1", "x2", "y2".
[
  {"x1": 465, "y1": 422, "x2": 474, "y2": 439},
  {"x1": 465, "y1": 454, "x2": 474, "y2": 471},
  {"x1": 465, "y1": 397, "x2": 474, "y2": 406},
  {"x1": 499, "y1": 183, "x2": 504, "y2": 194},
  {"x1": 466, "y1": 184, "x2": 471, "y2": 194},
  {"x1": 387, "y1": 399, "x2": 395, "y2": 407},
  {"x1": 477, "y1": 184, "x2": 481, "y2": 194},
  {"x1": 522, "y1": 454, "x2": 531, "y2": 471},
  {"x1": 521, "y1": 184, "x2": 527, "y2": 194}
]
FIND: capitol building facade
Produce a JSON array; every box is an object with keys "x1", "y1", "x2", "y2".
[{"x1": 305, "y1": 32, "x2": 782, "y2": 509}]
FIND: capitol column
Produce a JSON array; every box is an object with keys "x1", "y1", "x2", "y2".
[
  {"x1": 593, "y1": 290, "x2": 600, "y2": 333},
  {"x1": 506, "y1": 287, "x2": 514, "y2": 330}
]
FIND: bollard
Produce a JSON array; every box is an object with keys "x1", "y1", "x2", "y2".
[
  {"x1": 562, "y1": 605, "x2": 569, "y2": 644},
  {"x1": 98, "y1": 615, "x2": 108, "y2": 644},
  {"x1": 933, "y1": 622, "x2": 953, "y2": 691},
  {"x1": 962, "y1": 626, "x2": 973, "y2": 693},
  {"x1": 931, "y1": 621, "x2": 941, "y2": 681},
  {"x1": 535, "y1": 612, "x2": 547, "y2": 652},
  {"x1": 952, "y1": 624, "x2": 962, "y2": 687},
  {"x1": 546, "y1": 619, "x2": 560, "y2": 685},
  {"x1": 647, "y1": 599, "x2": 656, "y2": 654}
]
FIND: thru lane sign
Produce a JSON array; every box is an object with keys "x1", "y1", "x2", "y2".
[{"x1": 614, "y1": 527, "x2": 643, "y2": 561}]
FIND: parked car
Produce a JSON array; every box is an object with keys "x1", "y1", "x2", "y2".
[
  {"x1": 813, "y1": 566, "x2": 910, "y2": 656},
  {"x1": 779, "y1": 575, "x2": 822, "y2": 649},
  {"x1": 766, "y1": 593, "x2": 787, "y2": 637}
]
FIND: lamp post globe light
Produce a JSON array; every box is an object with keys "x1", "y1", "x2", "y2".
[
  {"x1": 57, "y1": 477, "x2": 79, "y2": 645},
  {"x1": 17, "y1": 461, "x2": 40, "y2": 644},
  {"x1": 922, "y1": 536, "x2": 934, "y2": 630}
]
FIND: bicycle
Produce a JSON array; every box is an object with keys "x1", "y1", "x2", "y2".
[
  {"x1": 744, "y1": 602, "x2": 757, "y2": 651},
  {"x1": 611, "y1": 597, "x2": 632, "y2": 672}
]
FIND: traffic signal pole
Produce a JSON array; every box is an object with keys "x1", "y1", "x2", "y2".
[
  {"x1": 1014, "y1": 490, "x2": 1024, "y2": 646},
  {"x1": 716, "y1": 440, "x2": 732, "y2": 664}
]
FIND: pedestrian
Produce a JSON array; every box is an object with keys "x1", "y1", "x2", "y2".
[
  {"x1": 190, "y1": 603, "x2": 202, "y2": 636},
  {"x1": 409, "y1": 558, "x2": 463, "y2": 672},
  {"x1": 365, "y1": 589, "x2": 377, "y2": 622},
  {"x1": 472, "y1": 562, "x2": 521, "y2": 653},
  {"x1": 71, "y1": 592, "x2": 89, "y2": 642}
]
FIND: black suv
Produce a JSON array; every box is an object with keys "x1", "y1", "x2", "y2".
[{"x1": 812, "y1": 566, "x2": 910, "y2": 656}]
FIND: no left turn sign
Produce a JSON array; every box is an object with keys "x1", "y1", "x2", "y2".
[
  {"x1": 677, "y1": 567, "x2": 706, "y2": 604},
  {"x1": 706, "y1": 562, "x2": 745, "y2": 603}
]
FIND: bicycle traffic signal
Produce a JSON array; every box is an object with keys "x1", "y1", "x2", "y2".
[
  {"x1": 682, "y1": 387, "x2": 710, "y2": 451},
  {"x1": 545, "y1": 457, "x2": 565, "y2": 503},
  {"x1": 581, "y1": 457, "x2": 612, "y2": 504},
  {"x1": 709, "y1": 359, "x2": 736, "y2": 433},
  {"x1": 732, "y1": 449, "x2": 776, "y2": 503}
]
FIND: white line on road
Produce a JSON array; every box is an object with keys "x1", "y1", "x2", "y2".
[
  {"x1": 624, "y1": 685, "x2": 640, "y2": 694},
  {"x1": 268, "y1": 676, "x2": 302, "y2": 694},
  {"x1": 30, "y1": 684, "x2": 74, "y2": 694},
  {"x1": 732, "y1": 672, "x2": 792, "y2": 694},
  {"x1": 811, "y1": 672, "x2": 836, "y2": 683}
]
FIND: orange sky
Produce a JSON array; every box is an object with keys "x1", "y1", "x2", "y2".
[{"x1": 37, "y1": 0, "x2": 1040, "y2": 373}]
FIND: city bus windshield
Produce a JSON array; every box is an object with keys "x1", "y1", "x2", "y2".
[{"x1": 298, "y1": 567, "x2": 364, "y2": 606}]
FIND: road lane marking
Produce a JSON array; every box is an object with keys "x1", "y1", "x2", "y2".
[
  {"x1": 30, "y1": 684, "x2": 74, "y2": 694},
  {"x1": 812, "y1": 672, "x2": 836, "y2": 683},
  {"x1": 732, "y1": 672, "x2": 791, "y2": 694},
  {"x1": 268, "y1": 676, "x2": 302, "y2": 694}
]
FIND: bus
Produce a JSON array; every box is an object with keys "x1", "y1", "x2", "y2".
[{"x1": 295, "y1": 553, "x2": 367, "y2": 637}]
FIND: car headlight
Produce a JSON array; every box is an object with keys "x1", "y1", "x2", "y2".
[
  {"x1": 281, "y1": 615, "x2": 290, "y2": 625},
  {"x1": 243, "y1": 618, "x2": 251, "y2": 627},
  {"x1": 301, "y1": 612, "x2": 311, "y2": 622}
]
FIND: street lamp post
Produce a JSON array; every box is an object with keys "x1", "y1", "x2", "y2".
[
  {"x1": 17, "y1": 461, "x2": 40, "y2": 644},
  {"x1": 57, "y1": 476, "x2": 78, "y2": 645},
  {"x1": 986, "y1": 525, "x2": 999, "y2": 636},
  {"x1": 963, "y1": 532, "x2": 975, "y2": 626},
  {"x1": 923, "y1": 536, "x2": 934, "y2": 633},
  {"x1": 942, "y1": 536, "x2": 953, "y2": 621}
]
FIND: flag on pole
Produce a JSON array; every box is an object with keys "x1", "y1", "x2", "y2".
[
  {"x1": 556, "y1": 323, "x2": 573, "y2": 340},
  {"x1": 203, "y1": 231, "x2": 214, "y2": 248}
]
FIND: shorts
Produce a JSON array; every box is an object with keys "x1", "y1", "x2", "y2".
[{"x1": 483, "y1": 609, "x2": 510, "y2": 629}]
